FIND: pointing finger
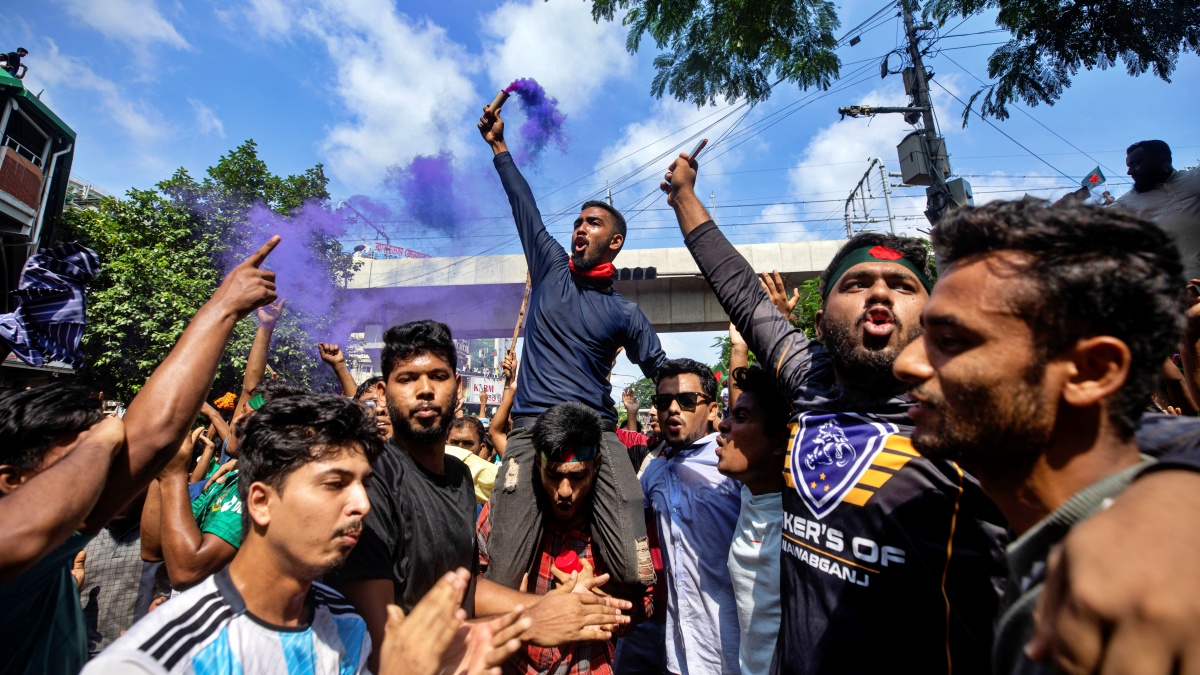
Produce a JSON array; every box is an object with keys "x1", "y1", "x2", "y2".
[{"x1": 241, "y1": 236, "x2": 281, "y2": 269}]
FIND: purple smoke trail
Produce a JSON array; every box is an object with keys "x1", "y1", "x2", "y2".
[
  {"x1": 235, "y1": 200, "x2": 349, "y2": 342},
  {"x1": 504, "y1": 77, "x2": 569, "y2": 164},
  {"x1": 383, "y1": 152, "x2": 480, "y2": 237}
]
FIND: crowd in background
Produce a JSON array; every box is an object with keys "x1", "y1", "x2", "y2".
[{"x1": 1, "y1": 116, "x2": 1200, "y2": 675}]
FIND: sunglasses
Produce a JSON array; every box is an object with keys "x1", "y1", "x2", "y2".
[{"x1": 652, "y1": 392, "x2": 711, "y2": 411}]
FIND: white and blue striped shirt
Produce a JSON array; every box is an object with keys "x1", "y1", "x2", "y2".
[
  {"x1": 640, "y1": 433, "x2": 744, "y2": 675},
  {"x1": 82, "y1": 568, "x2": 370, "y2": 675}
]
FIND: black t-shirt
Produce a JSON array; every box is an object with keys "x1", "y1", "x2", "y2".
[
  {"x1": 3, "y1": 52, "x2": 20, "y2": 70},
  {"x1": 685, "y1": 221, "x2": 1008, "y2": 675},
  {"x1": 329, "y1": 439, "x2": 478, "y2": 614}
]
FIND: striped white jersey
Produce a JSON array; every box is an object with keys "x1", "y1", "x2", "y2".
[{"x1": 82, "y1": 569, "x2": 371, "y2": 675}]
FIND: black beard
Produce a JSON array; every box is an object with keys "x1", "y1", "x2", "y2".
[
  {"x1": 822, "y1": 313, "x2": 921, "y2": 394},
  {"x1": 571, "y1": 247, "x2": 605, "y2": 270},
  {"x1": 908, "y1": 364, "x2": 1050, "y2": 478},
  {"x1": 388, "y1": 401, "x2": 454, "y2": 446},
  {"x1": 1132, "y1": 170, "x2": 1170, "y2": 193}
]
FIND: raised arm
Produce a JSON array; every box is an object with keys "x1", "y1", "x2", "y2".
[
  {"x1": 199, "y1": 401, "x2": 230, "y2": 442},
  {"x1": 622, "y1": 389, "x2": 641, "y2": 432},
  {"x1": 234, "y1": 298, "x2": 285, "y2": 413},
  {"x1": 157, "y1": 432, "x2": 237, "y2": 588},
  {"x1": 319, "y1": 342, "x2": 359, "y2": 396},
  {"x1": 187, "y1": 428, "x2": 217, "y2": 484},
  {"x1": 478, "y1": 106, "x2": 563, "y2": 283},
  {"x1": 0, "y1": 418, "x2": 125, "y2": 581},
  {"x1": 624, "y1": 308, "x2": 667, "y2": 379},
  {"x1": 663, "y1": 154, "x2": 831, "y2": 398},
  {"x1": 83, "y1": 237, "x2": 281, "y2": 533},
  {"x1": 489, "y1": 353, "x2": 518, "y2": 458},
  {"x1": 727, "y1": 323, "x2": 750, "y2": 410},
  {"x1": 140, "y1": 479, "x2": 164, "y2": 562}
]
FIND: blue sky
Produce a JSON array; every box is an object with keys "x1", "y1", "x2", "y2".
[{"x1": 6, "y1": 0, "x2": 1200, "y2": 382}]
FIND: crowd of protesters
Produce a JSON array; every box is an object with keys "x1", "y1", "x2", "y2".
[{"x1": 1, "y1": 98, "x2": 1200, "y2": 675}]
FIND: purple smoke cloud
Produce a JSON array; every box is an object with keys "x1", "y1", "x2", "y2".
[
  {"x1": 504, "y1": 77, "x2": 569, "y2": 164},
  {"x1": 382, "y1": 152, "x2": 481, "y2": 237},
  {"x1": 236, "y1": 201, "x2": 348, "y2": 340}
]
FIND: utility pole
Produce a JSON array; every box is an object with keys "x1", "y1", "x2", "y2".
[
  {"x1": 900, "y1": 0, "x2": 953, "y2": 222},
  {"x1": 838, "y1": 0, "x2": 959, "y2": 225},
  {"x1": 606, "y1": 181, "x2": 613, "y2": 206}
]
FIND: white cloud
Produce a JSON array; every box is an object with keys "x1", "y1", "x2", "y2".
[
  {"x1": 189, "y1": 99, "x2": 226, "y2": 138},
  {"x1": 28, "y1": 39, "x2": 170, "y2": 142},
  {"x1": 479, "y1": 0, "x2": 634, "y2": 116},
  {"x1": 239, "y1": 0, "x2": 474, "y2": 188},
  {"x1": 57, "y1": 0, "x2": 189, "y2": 50},
  {"x1": 239, "y1": 0, "x2": 294, "y2": 37},
  {"x1": 592, "y1": 97, "x2": 753, "y2": 210},
  {"x1": 220, "y1": 0, "x2": 632, "y2": 188},
  {"x1": 763, "y1": 84, "x2": 942, "y2": 238}
]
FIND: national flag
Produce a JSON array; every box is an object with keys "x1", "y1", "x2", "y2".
[
  {"x1": 713, "y1": 363, "x2": 729, "y2": 385},
  {"x1": 1081, "y1": 166, "x2": 1106, "y2": 190}
]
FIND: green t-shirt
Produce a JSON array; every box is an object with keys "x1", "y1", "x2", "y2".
[
  {"x1": 202, "y1": 456, "x2": 221, "y2": 480},
  {"x1": 190, "y1": 471, "x2": 243, "y2": 549},
  {"x1": 0, "y1": 532, "x2": 91, "y2": 674}
]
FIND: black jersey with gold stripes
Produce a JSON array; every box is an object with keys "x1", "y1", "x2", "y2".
[
  {"x1": 775, "y1": 406, "x2": 1007, "y2": 675},
  {"x1": 682, "y1": 221, "x2": 1008, "y2": 675}
]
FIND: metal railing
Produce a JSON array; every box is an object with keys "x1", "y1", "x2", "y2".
[{"x1": 2, "y1": 136, "x2": 43, "y2": 167}]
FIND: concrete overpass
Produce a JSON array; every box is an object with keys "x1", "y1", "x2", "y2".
[{"x1": 346, "y1": 239, "x2": 848, "y2": 354}]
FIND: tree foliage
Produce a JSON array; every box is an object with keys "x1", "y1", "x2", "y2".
[
  {"x1": 59, "y1": 141, "x2": 353, "y2": 402},
  {"x1": 590, "y1": 0, "x2": 1198, "y2": 119},
  {"x1": 592, "y1": 0, "x2": 841, "y2": 106},
  {"x1": 625, "y1": 375, "x2": 659, "y2": 410},
  {"x1": 925, "y1": 0, "x2": 1200, "y2": 121}
]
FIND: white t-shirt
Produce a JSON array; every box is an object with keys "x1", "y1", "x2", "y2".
[
  {"x1": 727, "y1": 487, "x2": 783, "y2": 675},
  {"x1": 1112, "y1": 168, "x2": 1200, "y2": 279},
  {"x1": 83, "y1": 568, "x2": 370, "y2": 675}
]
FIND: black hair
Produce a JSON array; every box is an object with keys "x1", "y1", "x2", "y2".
[
  {"x1": 249, "y1": 380, "x2": 308, "y2": 403},
  {"x1": 933, "y1": 199, "x2": 1185, "y2": 436},
  {"x1": 654, "y1": 358, "x2": 719, "y2": 402},
  {"x1": 581, "y1": 200, "x2": 628, "y2": 242},
  {"x1": 354, "y1": 376, "x2": 384, "y2": 400},
  {"x1": 1127, "y1": 140, "x2": 1171, "y2": 162},
  {"x1": 819, "y1": 232, "x2": 933, "y2": 305},
  {"x1": 16, "y1": 48, "x2": 27, "y2": 55},
  {"x1": 380, "y1": 320, "x2": 457, "y2": 380},
  {"x1": 532, "y1": 402, "x2": 602, "y2": 462},
  {"x1": 237, "y1": 393, "x2": 384, "y2": 531},
  {"x1": 731, "y1": 364, "x2": 792, "y2": 437},
  {"x1": 449, "y1": 415, "x2": 487, "y2": 446},
  {"x1": 0, "y1": 384, "x2": 103, "y2": 472}
]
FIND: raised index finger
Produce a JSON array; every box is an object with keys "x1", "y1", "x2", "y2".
[{"x1": 240, "y1": 235, "x2": 281, "y2": 269}]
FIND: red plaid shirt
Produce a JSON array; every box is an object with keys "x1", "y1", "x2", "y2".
[{"x1": 477, "y1": 502, "x2": 653, "y2": 675}]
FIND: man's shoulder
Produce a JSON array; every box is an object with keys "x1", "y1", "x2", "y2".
[
  {"x1": 310, "y1": 582, "x2": 368, "y2": 620},
  {"x1": 443, "y1": 452, "x2": 473, "y2": 478},
  {"x1": 608, "y1": 289, "x2": 650, "y2": 319},
  {"x1": 372, "y1": 440, "x2": 410, "y2": 481},
  {"x1": 1176, "y1": 166, "x2": 1200, "y2": 190},
  {"x1": 89, "y1": 577, "x2": 230, "y2": 671}
]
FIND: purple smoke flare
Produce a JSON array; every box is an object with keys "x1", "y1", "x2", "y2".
[{"x1": 504, "y1": 77, "x2": 569, "y2": 164}]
